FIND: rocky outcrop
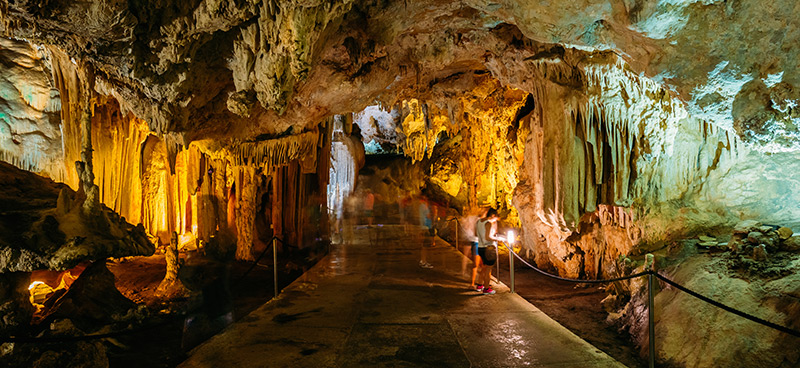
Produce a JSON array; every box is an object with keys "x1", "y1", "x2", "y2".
[
  {"x1": 0, "y1": 161, "x2": 153, "y2": 273},
  {"x1": 650, "y1": 253, "x2": 800, "y2": 367}
]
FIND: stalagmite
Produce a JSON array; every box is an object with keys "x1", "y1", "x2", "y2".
[
  {"x1": 156, "y1": 232, "x2": 188, "y2": 297},
  {"x1": 74, "y1": 63, "x2": 103, "y2": 222}
]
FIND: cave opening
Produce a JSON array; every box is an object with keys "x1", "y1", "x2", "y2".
[{"x1": 0, "y1": 1, "x2": 799, "y2": 368}]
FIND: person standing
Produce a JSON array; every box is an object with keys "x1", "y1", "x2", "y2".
[
  {"x1": 475, "y1": 208, "x2": 501, "y2": 294},
  {"x1": 417, "y1": 196, "x2": 433, "y2": 268},
  {"x1": 364, "y1": 189, "x2": 375, "y2": 227},
  {"x1": 468, "y1": 226, "x2": 482, "y2": 290}
]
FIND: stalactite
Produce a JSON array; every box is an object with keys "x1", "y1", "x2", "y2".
[
  {"x1": 46, "y1": 46, "x2": 83, "y2": 189},
  {"x1": 229, "y1": 130, "x2": 319, "y2": 171},
  {"x1": 515, "y1": 57, "x2": 749, "y2": 279},
  {"x1": 91, "y1": 102, "x2": 150, "y2": 226}
]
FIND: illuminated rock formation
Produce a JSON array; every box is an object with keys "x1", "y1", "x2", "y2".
[{"x1": 156, "y1": 231, "x2": 188, "y2": 298}]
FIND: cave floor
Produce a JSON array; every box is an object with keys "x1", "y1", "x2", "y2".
[{"x1": 179, "y1": 224, "x2": 626, "y2": 368}]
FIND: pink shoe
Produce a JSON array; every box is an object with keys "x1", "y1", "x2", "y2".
[
  {"x1": 475, "y1": 285, "x2": 484, "y2": 292},
  {"x1": 483, "y1": 287, "x2": 496, "y2": 295}
]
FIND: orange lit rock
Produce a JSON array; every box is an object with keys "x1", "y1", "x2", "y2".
[{"x1": 156, "y1": 231, "x2": 188, "y2": 298}]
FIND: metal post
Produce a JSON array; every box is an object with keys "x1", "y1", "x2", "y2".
[
  {"x1": 273, "y1": 237, "x2": 279, "y2": 298},
  {"x1": 508, "y1": 243, "x2": 515, "y2": 293},
  {"x1": 648, "y1": 272, "x2": 655, "y2": 368},
  {"x1": 496, "y1": 246, "x2": 500, "y2": 279},
  {"x1": 454, "y1": 219, "x2": 458, "y2": 249}
]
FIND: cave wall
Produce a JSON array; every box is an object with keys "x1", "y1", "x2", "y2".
[
  {"x1": 0, "y1": 39, "x2": 64, "y2": 183},
  {"x1": 0, "y1": 39, "x2": 330, "y2": 259},
  {"x1": 507, "y1": 57, "x2": 800, "y2": 278},
  {"x1": 352, "y1": 75, "x2": 529, "y2": 220}
]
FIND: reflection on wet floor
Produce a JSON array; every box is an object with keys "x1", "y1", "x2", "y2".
[{"x1": 180, "y1": 219, "x2": 626, "y2": 368}]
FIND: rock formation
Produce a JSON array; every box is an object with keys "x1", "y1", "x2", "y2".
[
  {"x1": 0, "y1": 161, "x2": 153, "y2": 273},
  {"x1": 0, "y1": 160, "x2": 153, "y2": 335}
]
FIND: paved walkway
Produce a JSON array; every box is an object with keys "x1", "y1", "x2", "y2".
[{"x1": 180, "y1": 225, "x2": 626, "y2": 367}]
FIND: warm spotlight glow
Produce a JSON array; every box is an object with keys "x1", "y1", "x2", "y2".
[
  {"x1": 508, "y1": 230, "x2": 515, "y2": 244},
  {"x1": 28, "y1": 280, "x2": 55, "y2": 306}
]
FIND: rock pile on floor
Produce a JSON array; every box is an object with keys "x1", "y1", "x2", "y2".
[{"x1": 728, "y1": 220, "x2": 797, "y2": 259}]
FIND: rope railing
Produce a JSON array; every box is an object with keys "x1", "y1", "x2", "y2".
[
  {"x1": 653, "y1": 273, "x2": 800, "y2": 338},
  {"x1": 237, "y1": 235, "x2": 286, "y2": 284},
  {"x1": 505, "y1": 245, "x2": 652, "y2": 283},
  {"x1": 498, "y1": 241, "x2": 800, "y2": 367}
]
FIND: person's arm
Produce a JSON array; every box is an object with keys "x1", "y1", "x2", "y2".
[{"x1": 486, "y1": 222, "x2": 501, "y2": 242}]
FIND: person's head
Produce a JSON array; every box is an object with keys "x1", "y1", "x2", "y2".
[{"x1": 485, "y1": 208, "x2": 499, "y2": 222}]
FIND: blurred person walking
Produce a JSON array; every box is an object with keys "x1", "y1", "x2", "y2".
[
  {"x1": 475, "y1": 208, "x2": 501, "y2": 294},
  {"x1": 417, "y1": 196, "x2": 433, "y2": 268}
]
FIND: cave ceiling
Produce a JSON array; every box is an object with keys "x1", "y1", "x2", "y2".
[{"x1": 0, "y1": 0, "x2": 797, "y2": 151}]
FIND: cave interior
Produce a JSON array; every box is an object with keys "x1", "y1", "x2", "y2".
[{"x1": 0, "y1": 1, "x2": 799, "y2": 367}]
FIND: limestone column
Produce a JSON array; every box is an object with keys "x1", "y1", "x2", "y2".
[
  {"x1": 156, "y1": 231, "x2": 187, "y2": 297},
  {"x1": 235, "y1": 167, "x2": 257, "y2": 261},
  {"x1": 74, "y1": 62, "x2": 101, "y2": 218}
]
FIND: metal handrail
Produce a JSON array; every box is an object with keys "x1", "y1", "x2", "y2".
[
  {"x1": 444, "y1": 217, "x2": 459, "y2": 248},
  {"x1": 499, "y1": 242, "x2": 800, "y2": 368}
]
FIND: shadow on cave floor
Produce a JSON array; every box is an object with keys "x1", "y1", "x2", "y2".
[{"x1": 104, "y1": 246, "x2": 321, "y2": 368}]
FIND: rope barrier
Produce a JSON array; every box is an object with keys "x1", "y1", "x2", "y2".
[
  {"x1": 653, "y1": 273, "x2": 800, "y2": 338},
  {"x1": 502, "y1": 243, "x2": 800, "y2": 338},
  {"x1": 505, "y1": 244, "x2": 652, "y2": 283},
  {"x1": 236, "y1": 236, "x2": 285, "y2": 284}
]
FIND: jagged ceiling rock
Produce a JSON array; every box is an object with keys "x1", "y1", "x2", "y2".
[{"x1": 1, "y1": 0, "x2": 795, "y2": 151}]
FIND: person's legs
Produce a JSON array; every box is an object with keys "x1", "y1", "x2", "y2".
[
  {"x1": 419, "y1": 229, "x2": 433, "y2": 268},
  {"x1": 482, "y1": 263, "x2": 495, "y2": 294},
  {"x1": 470, "y1": 256, "x2": 482, "y2": 288},
  {"x1": 470, "y1": 243, "x2": 481, "y2": 288},
  {"x1": 419, "y1": 244, "x2": 432, "y2": 268}
]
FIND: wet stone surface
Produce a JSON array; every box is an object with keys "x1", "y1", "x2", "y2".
[{"x1": 180, "y1": 225, "x2": 625, "y2": 368}]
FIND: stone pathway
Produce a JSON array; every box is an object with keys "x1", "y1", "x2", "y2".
[{"x1": 179, "y1": 224, "x2": 626, "y2": 367}]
